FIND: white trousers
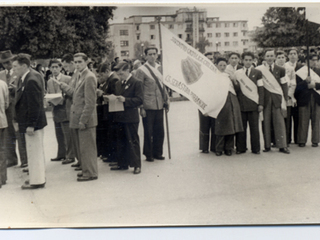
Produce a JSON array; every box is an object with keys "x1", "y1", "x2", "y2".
[{"x1": 25, "y1": 128, "x2": 46, "y2": 185}]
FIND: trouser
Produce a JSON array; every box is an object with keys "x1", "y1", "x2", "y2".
[
  {"x1": 297, "y1": 96, "x2": 320, "y2": 144},
  {"x1": 0, "y1": 128, "x2": 7, "y2": 185},
  {"x1": 73, "y1": 127, "x2": 98, "y2": 178},
  {"x1": 263, "y1": 98, "x2": 287, "y2": 149},
  {"x1": 96, "y1": 115, "x2": 108, "y2": 158},
  {"x1": 116, "y1": 122, "x2": 141, "y2": 168},
  {"x1": 216, "y1": 135, "x2": 234, "y2": 153},
  {"x1": 4, "y1": 106, "x2": 18, "y2": 166},
  {"x1": 61, "y1": 121, "x2": 75, "y2": 159},
  {"x1": 70, "y1": 128, "x2": 81, "y2": 165},
  {"x1": 25, "y1": 129, "x2": 46, "y2": 185},
  {"x1": 54, "y1": 121, "x2": 66, "y2": 159},
  {"x1": 199, "y1": 111, "x2": 216, "y2": 152},
  {"x1": 142, "y1": 109, "x2": 164, "y2": 158},
  {"x1": 17, "y1": 131, "x2": 28, "y2": 165},
  {"x1": 286, "y1": 106, "x2": 299, "y2": 144},
  {"x1": 236, "y1": 111, "x2": 260, "y2": 152}
]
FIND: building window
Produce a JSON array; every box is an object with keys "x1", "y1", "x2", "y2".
[
  {"x1": 120, "y1": 41, "x2": 129, "y2": 47},
  {"x1": 233, "y1": 32, "x2": 238, "y2": 37},
  {"x1": 150, "y1": 25, "x2": 155, "y2": 30},
  {"x1": 120, "y1": 30, "x2": 128, "y2": 36},
  {"x1": 225, "y1": 23, "x2": 230, "y2": 28},
  {"x1": 243, "y1": 32, "x2": 246, "y2": 37},
  {"x1": 243, "y1": 41, "x2": 246, "y2": 46},
  {"x1": 150, "y1": 35, "x2": 155, "y2": 40},
  {"x1": 216, "y1": 33, "x2": 221, "y2": 37},
  {"x1": 225, "y1": 33, "x2": 229, "y2": 37},
  {"x1": 178, "y1": 34, "x2": 182, "y2": 38},
  {"x1": 169, "y1": 24, "x2": 174, "y2": 29},
  {"x1": 243, "y1": 23, "x2": 246, "y2": 27},
  {"x1": 199, "y1": 33, "x2": 204, "y2": 38},
  {"x1": 121, "y1": 51, "x2": 129, "y2": 57},
  {"x1": 233, "y1": 23, "x2": 238, "y2": 27},
  {"x1": 209, "y1": 42, "x2": 213, "y2": 47},
  {"x1": 207, "y1": 23, "x2": 212, "y2": 28},
  {"x1": 216, "y1": 23, "x2": 221, "y2": 28},
  {"x1": 225, "y1": 42, "x2": 230, "y2": 46},
  {"x1": 137, "y1": 35, "x2": 140, "y2": 40},
  {"x1": 136, "y1": 25, "x2": 140, "y2": 30},
  {"x1": 233, "y1": 41, "x2": 238, "y2": 46},
  {"x1": 207, "y1": 33, "x2": 212, "y2": 38}
]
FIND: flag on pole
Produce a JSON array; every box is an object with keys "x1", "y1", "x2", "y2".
[{"x1": 160, "y1": 24, "x2": 230, "y2": 118}]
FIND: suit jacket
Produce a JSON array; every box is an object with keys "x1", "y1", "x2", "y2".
[
  {"x1": 0, "y1": 80, "x2": 9, "y2": 129},
  {"x1": 47, "y1": 74, "x2": 72, "y2": 123},
  {"x1": 263, "y1": 64, "x2": 288, "y2": 109},
  {"x1": 294, "y1": 67, "x2": 320, "y2": 107},
  {"x1": 235, "y1": 67, "x2": 264, "y2": 112},
  {"x1": 15, "y1": 69, "x2": 47, "y2": 133},
  {"x1": 69, "y1": 68, "x2": 97, "y2": 129},
  {"x1": 114, "y1": 75, "x2": 143, "y2": 123}
]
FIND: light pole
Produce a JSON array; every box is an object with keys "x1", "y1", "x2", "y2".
[{"x1": 141, "y1": 43, "x2": 144, "y2": 60}]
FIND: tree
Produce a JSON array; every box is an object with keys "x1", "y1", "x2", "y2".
[
  {"x1": 133, "y1": 41, "x2": 150, "y2": 60},
  {"x1": 0, "y1": 7, "x2": 116, "y2": 60},
  {"x1": 195, "y1": 37, "x2": 210, "y2": 54},
  {"x1": 252, "y1": 7, "x2": 320, "y2": 48}
]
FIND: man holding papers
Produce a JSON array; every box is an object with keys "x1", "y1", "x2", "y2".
[
  {"x1": 256, "y1": 49, "x2": 289, "y2": 154},
  {"x1": 235, "y1": 52, "x2": 264, "y2": 154},
  {"x1": 295, "y1": 54, "x2": 320, "y2": 147}
]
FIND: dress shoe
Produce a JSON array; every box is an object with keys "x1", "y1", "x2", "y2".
[
  {"x1": 62, "y1": 158, "x2": 75, "y2": 165},
  {"x1": 252, "y1": 151, "x2": 260, "y2": 154},
  {"x1": 109, "y1": 162, "x2": 118, "y2": 167},
  {"x1": 71, "y1": 163, "x2": 80, "y2": 168},
  {"x1": 110, "y1": 166, "x2": 128, "y2": 170},
  {"x1": 77, "y1": 176, "x2": 98, "y2": 182},
  {"x1": 236, "y1": 150, "x2": 246, "y2": 154},
  {"x1": 225, "y1": 150, "x2": 232, "y2": 156},
  {"x1": 312, "y1": 143, "x2": 319, "y2": 147},
  {"x1": 20, "y1": 163, "x2": 28, "y2": 168},
  {"x1": 51, "y1": 157, "x2": 65, "y2": 161},
  {"x1": 102, "y1": 157, "x2": 116, "y2": 163},
  {"x1": 201, "y1": 150, "x2": 209, "y2": 154},
  {"x1": 7, "y1": 162, "x2": 17, "y2": 168},
  {"x1": 154, "y1": 156, "x2": 165, "y2": 160},
  {"x1": 146, "y1": 157, "x2": 154, "y2": 162},
  {"x1": 263, "y1": 148, "x2": 271, "y2": 152},
  {"x1": 279, "y1": 148, "x2": 290, "y2": 154},
  {"x1": 74, "y1": 167, "x2": 82, "y2": 171},
  {"x1": 133, "y1": 167, "x2": 141, "y2": 174},
  {"x1": 271, "y1": 144, "x2": 276, "y2": 148},
  {"x1": 21, "y1": 183, "x2": 45, "y2": 189},
  {"x1": 77, "y1": 172, "x2": 83, "y2": 177},
  {"x1": 298, "y1": 143, "x2": 305, "y2": 147},
  {"x1": 22, "y1": 168, "x2": 29, "y2": 173},
  {"x1": 216, "y1": 151, "x2": 222, "y2": 156}
]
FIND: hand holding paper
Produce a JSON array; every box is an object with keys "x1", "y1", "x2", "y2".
[{"x1": 103, "y1": 94, "x2": 124, "y2": 112}]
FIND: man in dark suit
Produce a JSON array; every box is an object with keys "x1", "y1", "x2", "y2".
[
  {"x1": 259, "y1": 49, "x2": 289, "y2": 154},
  {"x1": 111, "y1": 61, "x2": 143, "y2": 174},
  {"x1": 295, "y1": 54, "x2": 320, "y2": 147},
  {"x1": 47, "y1": 59, "x2": 75, "y2": 164},
  {"x1": 12, "y1": 54, "x2": 47, "y2": 189},
  {"x1": 96, "y1": 60, "x2": 119, "y2": 162},
  {"x1": 235, "y1": 51, "x2": 264, "y2": 154},
  {"x1": 0, "y1": 50, "x2": 28, "y2": 168}
]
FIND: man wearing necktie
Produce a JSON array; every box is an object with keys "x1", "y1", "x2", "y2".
[{"x1": 0, "y1": 50, "x2": 28, "y2": 168}]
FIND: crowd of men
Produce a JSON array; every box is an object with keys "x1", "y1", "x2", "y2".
[
  {"x1": 199, "y1": 47, "x2": 320, "y2": 157},
  {"x1": 0, "y1": 45, "x2": 169, "y2": 190}
]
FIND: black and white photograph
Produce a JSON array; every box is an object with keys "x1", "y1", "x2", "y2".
[{"x1": 2, "y1": 1, "x2": 320, "y2": 238}]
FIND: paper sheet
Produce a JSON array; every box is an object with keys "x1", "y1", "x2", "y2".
[
  {"x1": 103, "y1": 94, "x2": 124, "y2": 112},
  {"x1": 44, "y1": 93, "x2": 64, "y2": 106}
]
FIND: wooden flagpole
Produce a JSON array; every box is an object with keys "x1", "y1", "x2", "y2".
[{"x1": 156, "y1": 17, "x2": 171, "y2": 159}]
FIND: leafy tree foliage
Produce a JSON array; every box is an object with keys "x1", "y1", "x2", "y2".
[
  {"x1": 195, "y1": 37, "x2": 210, "y2": 54},
  {"x1": 133, "y1": 41, "x2": 150, "y2": 60},
  {"x1": 252, "y1": 7, "x2": 320, "y2": 48},
  {"x1": 0, "y1": 7, "x2": 116, "y2": 59}
]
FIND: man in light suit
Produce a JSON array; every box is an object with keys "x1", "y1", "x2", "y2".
[
  {"x1": 0, "y1": 50, "x2": 28, "y2": 168},
  {"x1": 47, "y1": 59, "x2": 75, "y2": 165},
  {"x1": 61, "y1": 53, "x2": 98, "y2": 181},
  {"x1": 13, "y1": 54, "x2": 47, "y2": 189}
]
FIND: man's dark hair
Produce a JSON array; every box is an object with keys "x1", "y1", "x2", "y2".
[
  {"x1": 264, "y1": 48, "x2": 275, "y2": 56},
  {"x1": 61, "y1": 53, "x2": 74, "y2": 63},
  {"x1": 12, "y1": 53, "x2": 31, "y2": 67},
  {"x1": 48, "y1": 59, "x2": 62, "y2": 68},
  {"x1": 216, "y1": 57, "x2": 227, "y2": 65},
  {"x1": 98, "y1": 60, "x2": 111, "y2": 73},
  {"x1": 241, "y1": 51, "x2": 255, "y2": 60},
  {"x1": 204, "y1": 52, "x2": 213, "y2": 57},
  {"x1": 308, "y1": 54, "x2": 319, "y2": 60},
  {"x1": 276, "y1": 50, "x2": 286, "y2": 57},
  {"x1": 229, "y1": 52, "x2": 240, "y2": 59},
  {"x1": 144, "y1": 46, "x2": 158, "y2": 56},
  {"x1": 74, "y1": 53, "x2": 88, "y2": 61},
  {"x1": 288, "y1": 48, "x2": 298, "y2": 55}
]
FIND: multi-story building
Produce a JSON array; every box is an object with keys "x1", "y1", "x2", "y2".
[{"x1": 107, "y1": 7, "x2": 250, "y2": 60}]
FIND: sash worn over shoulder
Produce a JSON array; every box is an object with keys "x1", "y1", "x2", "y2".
[
  {"x1": 296, "y1": 66, "x2": 320, "y2": 95},
  {"x1": 256, "y1": 65, "x2": 286, "y2": 113},
  {"x1": 140, "y1": 63, "x2": 163, "y2": 88},
  {"x1": 235, "y1": 70, "x2": 259, "y2": 104}
]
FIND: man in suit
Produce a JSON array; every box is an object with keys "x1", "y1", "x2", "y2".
[
  {"x1": 47, "y1": 59, "x2": 75, "y2": 165},
  {"x1": 135, "y1": 45, "x2": 169, "y2": 162},
  {"x1": 111, "y1": 61, "x2": 143, "y2": 174},
  {"x1": 235, "y1": 51, "x2": 264, "y2": 154},
  {"x1": 0, "y1": 79, "x2": 9, "y2": 188},
  {"x1": 258, "y1": 49, "x2": 289, "y2": 154},
  {"x1": 61, "y1": 53, "x2": 98, "y2": 181},
  {"x1": 295, "y1": 54, "x2": 320, "y2": 147},
  {"x1": 12, "y1": 54, "x2": 47, "y2": 189},
  {"x1": 0, "y1": 50, "x2": 28, "y2": 168},
  {"x1": 96, "y1": 60, "x2": 119, "y2": 163}
]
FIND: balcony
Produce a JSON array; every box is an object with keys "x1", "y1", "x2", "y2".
[
  {"x1": 199, "y1": 18, "x2": 205, "y2": 22},
  {"x1": 185, "y1": 18, "x2": 192, "y2": 22},
  {"x1": 185, "y1": 27, "x2": 193, "y2": 32},
  {"x1": 199, "y1": 27, "x2": 205, "y2": 32}
]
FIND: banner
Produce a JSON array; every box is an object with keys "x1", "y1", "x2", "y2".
[
  {"x1": 160, "y1": 24, "x2": 229, "y2": 118},
  {"x1": 296, "y1": 65, "x2": 320, "y2": 95}
]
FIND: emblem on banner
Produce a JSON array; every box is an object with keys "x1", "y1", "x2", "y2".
[{"x1": 181, "y1": 56, "x2": 203, "y2": 85}]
